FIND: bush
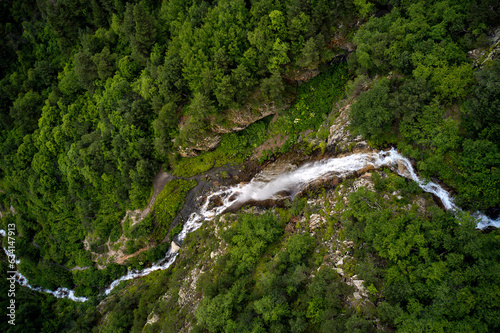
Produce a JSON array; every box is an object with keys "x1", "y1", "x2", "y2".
[
  {"x1": 350, "y1": 78, "x2": 394, "y2": 143},
  {"x1": 130, "y1": 215, "x2": 155, "y2": 238}
]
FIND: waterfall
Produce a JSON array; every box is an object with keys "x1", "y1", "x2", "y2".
[{"x1": 1, "y1": 148, "x2": 498, "y2": 301}]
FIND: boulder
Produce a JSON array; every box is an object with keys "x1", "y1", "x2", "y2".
[
  {"x1": 178, "y1": 134, "x2": 221, "y2": 158},
  {"x1": 396, "y1": 160, "x2": 412, "y2": 178},
  {"x1": 170, "y1": 241, "x2": 181, "y2": 254}
]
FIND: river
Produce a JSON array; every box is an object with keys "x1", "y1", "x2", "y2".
[{"x1": 1, "y1": 148, "x2": 499, "y2": 302}]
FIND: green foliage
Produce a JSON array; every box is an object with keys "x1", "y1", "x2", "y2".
[
  {"x1": 170, "y1": 223, "x2": 183, "y2": 241},
  {"x1": 58, "y1": 64, "x2": 81, "y2": 96},
  {"x1": 154, "y1": 179, "x2": 197, "y2": 242},
  {"x1": 268, "y1": 61, "x2": 348, "y2": 151},
  {"x1": 130, "y1": 215, "x2": 155, "y2": 239},
  {"x1": 125, "y1": 239, "x2": 139, "y2": 255},
  {"x1": 342, "y1": 186, "x2": 500, "y2": 332},
  {"x1": 0, "y1": 0, "x2": 358, "y2": 297},
  {"x1": 260, "y1": 72, "x2": 285, "y2": 105},
  {"x1": 73, "y1": 264, "x2": 127, "y2": 297},
  {"x1": 462, "y1": 59, "x2": 500, "y2": 144},
  {"x1": 454, "y1": 139, "x2": 500, "y2": 210},
  {"x1": 350, "y1": 61, "x2": 499, "y2": 210},
  {"x1": 354, "y1": 0, "x2": 375, "y2": 18},
  {"x1": 0, "y1": 249, "x2": 100, "y2": 332},
  {"x1": 290, "y1": 197, "x2": 307, "y2": 216},
  {"x1": 10, "y1": 90, "x2": 43, "y2": 134},
  {"x1": 146, "y1": 241, "x2": 170, "y2": 263},
  {"x1": 296, "y1": 37, "x2": 320, "y2": 68},
  {"x1": 117, "y1": 56, "x2": 140, "y2": 79},
  {"x1": 222, "y1": 213, "x2": 283, "y2": 276},
  {"x1": 74, "y1": 51, "x2": 98, "y2": 91},
  {"x1": 173, "y1": 117, "x2": 269, "y2": 177},
  {"x1": 344, "y1": 0, "x2": 500, "y2": 212},
  {"x1": 92, "y1": 46, "x2": 117, "y2": 81},
  {"x1": 194, "y1": 206, "x2": 366, "y2": 332},
  {"x1": 285, "y1": 234, "x2": 315, "y2": 265},
  {"x1": 0, "y1": 0, "x2": 499, "y2": 331},
  {"x1": 195, "y1": 212, "x2": 285, "y2": 331},
  {"x1": 350, "y1": 78, "x2": 394, "y2": 143},
  {"x1": 306, "y1": 267, "x2": 353, "y2": 327},
  {"x1": 131, "y1": 3, "x2": 156, "y2": 62}
]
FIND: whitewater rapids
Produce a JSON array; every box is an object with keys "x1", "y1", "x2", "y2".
[{"x1": 1, "y1": 148, "x2": 499, "y2": 301}]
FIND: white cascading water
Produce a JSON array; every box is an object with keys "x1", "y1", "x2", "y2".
[
  {"x1": 2, "y1": 239, "x2": 88, "y2": 302},
  {"x1": 1, "y1": 148, "x2": 499, "y2": 301},
  {"x1": 103, "y1": 252, "x2": 178, "y2": 295}
]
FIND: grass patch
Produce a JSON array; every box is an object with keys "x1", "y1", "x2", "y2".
[
  {"x1": 268, "y1": 62, "x2": 348, "y2": 151},
  {"x1": 172, "y1": 117, "x2": 270, "y2": 177},
  {"x1": 153, "y1": 179, "x2": 197, "y2": 242},
  {"x1": 170, "y1": 223, "x2": 183, "y2": 242}
]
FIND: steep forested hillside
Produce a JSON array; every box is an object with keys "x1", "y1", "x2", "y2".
[
  {"x1": 1, "y1": 0, "x2": 499, "y2": 332},
  {"x1": 0, "y1": 0, "x2": 356, "y2": 293},
  {"x1": 348, "y1": 0, "x2": 500, "y2": 211}
]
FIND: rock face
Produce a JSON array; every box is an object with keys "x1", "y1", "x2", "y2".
[
  {"x1": 468, "y1": 27, "x2": 500, "y2": 68},
  {"x1": 178, "y1": 99, "x2": 284, "y2": 157},
  {"x1": 145, "y1": 314, "x2": 159, "y2": 326},
  {"x1": 283, "y1": 68, "x2": 320, "y2": 83},
  {"x1": 327, "y1": 103, "x2": 369, "y2": 153},
  {"x1": 226, "y1": 101, "x2": 277, "y2": 129},
  {"x1": 396, "y1": 160, "x2": 412, "y2": 178},
  {"x1": 253, "y1": 161, "x2": 298, "y2": 183},
  {"x1": 352, "y1": 175, "x2": 375, "y2": 192},
  {"x1": 179, "y1": 134, "x2": 222, "y2": 158},
  {"x1": 170, "y1": 241, "x2": 181, "y2": 254},
  {"x1": 178, "y1": 267, "x2": 203, "y2": 307}
]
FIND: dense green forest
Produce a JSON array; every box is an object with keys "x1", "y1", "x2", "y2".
[
  {"x1": 1, "y1": 0, "x2": 499, "y2": 331},
  {"x1": 0, "y1": 0, "x2": 356, "y2": 293},
  {"x1": 348, "y1": 0, "x2": 500, "y2": 211}
]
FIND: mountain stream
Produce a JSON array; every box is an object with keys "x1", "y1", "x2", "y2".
[{"x1": 2, "y1": 148, "x2": 498, "y2": 302}]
